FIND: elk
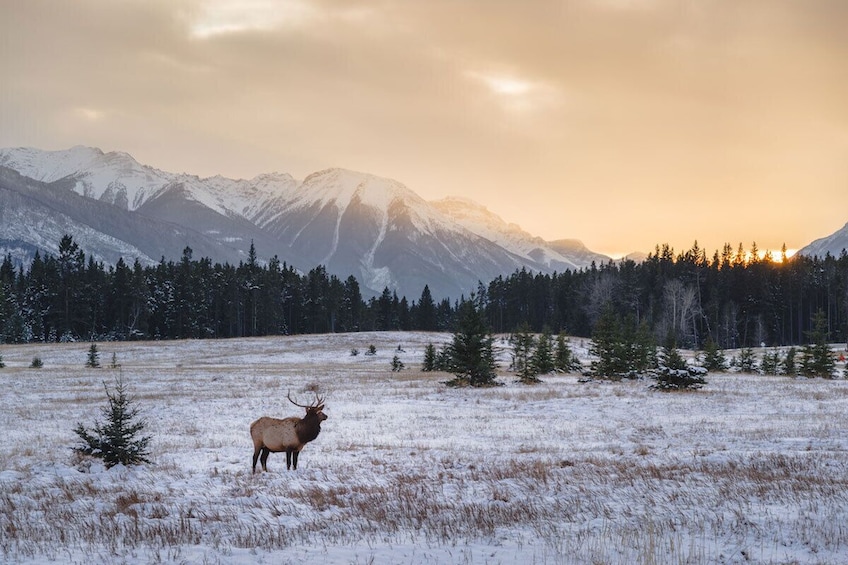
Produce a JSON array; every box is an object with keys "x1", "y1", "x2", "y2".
[{"x1": 250, "y1": 392, "x2": 327, "y2": 473}]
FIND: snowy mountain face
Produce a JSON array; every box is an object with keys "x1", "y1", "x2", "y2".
[
  {"x1": 798, "y1": 222, "x2": 848, "y2": 259},
  {"x1": 0, "y1": 146, "x2": 611, "y2": 299},
  {"x1": 432, "y1": 198, "x2": 610, "y2": 271}
]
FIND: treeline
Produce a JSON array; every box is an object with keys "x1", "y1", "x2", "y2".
[
  {"x1": 480, "y1": 243, "x2": 848, "y2": 349},
  {"x1": 1, "y1": 236, "x2": 847, "y2": 348},
  {"x1": 0, "y1": 236, "x2": 455, "y2": 342}
]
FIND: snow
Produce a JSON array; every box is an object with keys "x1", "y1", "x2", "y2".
[
  {"x1": 0, "y1": 146, "x2": 175, "y2": 211},
  {"x1": 2, "y1": 333, "x2": 848, "y2": 564},
  {"x1": 433, "y1": 197, "x2": 584, "y2": 270}
]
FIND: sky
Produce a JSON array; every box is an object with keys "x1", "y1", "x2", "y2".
[{"x1": 1, "y1": 0, "x2": 847, "y2": 258}]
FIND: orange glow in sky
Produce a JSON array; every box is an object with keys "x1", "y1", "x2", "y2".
[{"x1": 1, "y1": 1, "x2": 846, "y2": 258}]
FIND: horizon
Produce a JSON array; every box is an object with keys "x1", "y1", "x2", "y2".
[{"x1": 2, "y1": 1, "x2": 846, "y2": 258}]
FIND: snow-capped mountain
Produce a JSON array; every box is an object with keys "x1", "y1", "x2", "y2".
[
  {"x1": 0, "y1": 145, "x2": 611, "y2": 299},
  {"x1": 798, "y1": 222, "x2": 848, "y2": 258},
  {"x1": 432, "y1": 197, "x2": 609, "y2": 271},
  {"x1": 0, "y1": 166, "x2": 247, "y2": 267}
]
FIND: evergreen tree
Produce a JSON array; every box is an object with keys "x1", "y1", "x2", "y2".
[
  {"x1": 658, "y1": 335, "x2": 688, "y2": 371},
  {"x1": 444, "y1": 299, "x2": 498, "y2": 387},
  {"x1": 416, "y1": 285, "x2": 437, "y2": 331},
  {"x1": 422, "y1": 343, "x2": 437, "y2": 372},
  {"x1": 653, "y1": 335, "x2": 707, "y2": 391},
  {"x1": 510, "y1": 324, "x2": 536, "y2": 381},
  {"x1": 589, "y1": 306, "x2": 626, "y2": 379},
  {"x1": 800, "y1": 310, "x2": 836, "y2": 378},
  {"x1": 530, "y1": 327, "x2": 555, "y2": 376},
  {"x1": 589, "y1": 308, "x2": 652, "y2": 379},
  {"x1": 760, "y1": 349, "x2": 782, "y2": 375},
  {"x1": 86, "y1": 343, "x2": 101, "y2": 368},
  {"x1": 783, "y1": 347, "x2": 797, "y2": 376},
  {"x1": 554, "y1": 332, "x2": 581, "y2": 373},
  {"x1": 74, "y1": 376, "x2": 151, "y2": 468},
  {"x1": 737, "y1": 348, "x2": 757, "y2": 373},
  {"x1": 702, "y1": 337, "x2": 728, "y2": 372},
  {"x1": 391, "y1": 355, "x2": 405, "y2": 372}
]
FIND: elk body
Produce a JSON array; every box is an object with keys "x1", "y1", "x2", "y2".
[{"x1": 250, "y1": 393, "x2": 327, "y2": 473}]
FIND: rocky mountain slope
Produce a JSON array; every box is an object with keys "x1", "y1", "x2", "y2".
[{"x1": 0, "y1": 146, "x2": 612, "y2": 299}]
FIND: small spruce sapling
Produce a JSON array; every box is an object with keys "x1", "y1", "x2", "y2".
[
  {"x1": 554, "y1": 332, "x2": 582, "y2": 373},
  {"x1": 529, "y1": 328, "x2": 555, "y2": 377},
  {"x1": 760, "y1": 349, "x2": 782, "y2": 375},
  {"x1": 510, "y1": 324, "x2": 538, "y2": 383},
  {"x1": 783, "y1": 347, "x2": 797, "y2": 376},
  {"x1": 73, "y1": 376, "x2": 151, "y2": 468},
  {"x1": 737, "y1": 348, "x2": 757, "y2": 373},
  {"x1": 391, "y1": 355, "x2": 405, "y2": 372},
  {"x1": 702, "y1": 337, "x2": 728, "y2": 372},
  {"x1": 86, "y1": 343, "x2": 101, "y2": 368},
  {"x1": 652, "y1": 335, "x2": 707, "y2": 391},
  {"x1": 800, "y1": 310, "x2": 836, "y2": 378},
  {"x1": 444, "y1": 299, "x2": 498, "y2": 388},
  {"x1": 422, "y1": 343, "x2": 437, "y2": 372}
]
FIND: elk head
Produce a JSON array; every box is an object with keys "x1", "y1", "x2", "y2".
[{"x1": 287, "y1": 391, "x2": 328, "y2": 422}]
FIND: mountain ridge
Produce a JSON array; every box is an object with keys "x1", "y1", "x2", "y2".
[{"x1": 0, "y1": 145, "x2": 614, "y2": 299}]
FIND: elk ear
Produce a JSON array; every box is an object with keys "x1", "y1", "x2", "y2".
[{"x1": 316, "y1": 404, "x2": 324, "y2": 411}]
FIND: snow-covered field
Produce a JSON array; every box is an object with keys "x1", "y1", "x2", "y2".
[{"x1": 2, "y1": 333, "x2": 848, "y2": 564}]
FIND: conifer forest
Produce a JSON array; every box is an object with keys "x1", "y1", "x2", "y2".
[{"x1": 1, "y1": 236, "x2": 846, "y2": 349}]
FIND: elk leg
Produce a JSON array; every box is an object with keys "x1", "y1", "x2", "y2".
[
  {"x1": 292, "y1": 450, "x2": 299, "y2": 470},
  {"x1": 252, "y1": 447, "x2": 261, "y2": 473},
  {"x1": 259, "y1": 447, "x2": 270, "y2": 472},
  {"x1": 286, "y1": 449, "x2": 293, "y2": 470}
]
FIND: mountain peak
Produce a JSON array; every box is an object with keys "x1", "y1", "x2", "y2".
[
  {"x1": 0, "y1": 144, "x2": 616, "y2": 299},
  {"x1": 296, "y1": 167, "x2": 424, "y2": 214}
]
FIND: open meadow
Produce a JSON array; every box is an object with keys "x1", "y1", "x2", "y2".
[{"x1": 2, "y1": 332, "x2": 848, "y2": 564}]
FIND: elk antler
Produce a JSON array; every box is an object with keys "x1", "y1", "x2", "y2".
[
  {"x1": 287, "y1": 390, "x2": 310, "y2": 408},
  {"x1": 287, "y1": 390, "x2": 324, "y2": 409}
]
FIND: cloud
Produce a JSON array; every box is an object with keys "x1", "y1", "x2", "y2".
[
  {"x1": 186, "y1": 0, "x2": 319, "y2": 38},
  {"x1": 1, "y1": 0, "x2": 847, "y2": 255}
]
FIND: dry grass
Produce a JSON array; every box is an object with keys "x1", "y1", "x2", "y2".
[{"x1": 2, "y1": 334, "x2": 848, "y2": 563}]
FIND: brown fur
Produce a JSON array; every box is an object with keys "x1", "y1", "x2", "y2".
[{"x1": 250, "y1": 395, "x2": 327, "y2": 473}]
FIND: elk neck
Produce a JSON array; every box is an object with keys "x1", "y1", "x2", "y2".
[{"x1": 295, "y1": 411, "x2": 323, "y2": 444}]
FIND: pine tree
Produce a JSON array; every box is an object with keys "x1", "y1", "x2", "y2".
[
  {"x1": 658, "y1": 335, "x2": 688, "y2": 371},
  {"x1": 554, "y1": 332, "x2": 581, "y2": 373},
  {"x1": 391, "y1": 355, "x2": 405, "y2": 372},
  {"x1": 86, "y1": 343, "x2": 101, "y2": 368},
  {"x1": 510, "y1": 324, "x2": 537, "y2": 382},
  {"x1": 782, "y1": 347, "x2": 797, "y2": 376},
  {"x1": 702, "y1": 337, "x2": 728, "y2": 372},
  {"x1": 530, "y1": 328, "x2": 555, "y2": 377},
  {"x1": 653, "y1": 334, "x2": 707, "y2": 391},
  {"x1": 444, "y1": 299, "x2": 498, "y2": 387},
  {"x1": 800, "y1": 310, "x2": 836, "y2": 378},
  {"x1": 738, "y1": 348, "x2": 757, "y2": 373},
  {"x1": 74, "y1": 376, "x2": 151, "y2": 468},
  {"x1": 422, "y1": 343, "x2": 437, "y2": 372},
  {"x1": 589, "y1": 309, "x2": 652, "y2": 379},
  {"x1": 589, "y1": 306, "x2": 626, "y2": 379},
  {"x1": 760, "y1": 349, "x2": 782, "y2": 375}
]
